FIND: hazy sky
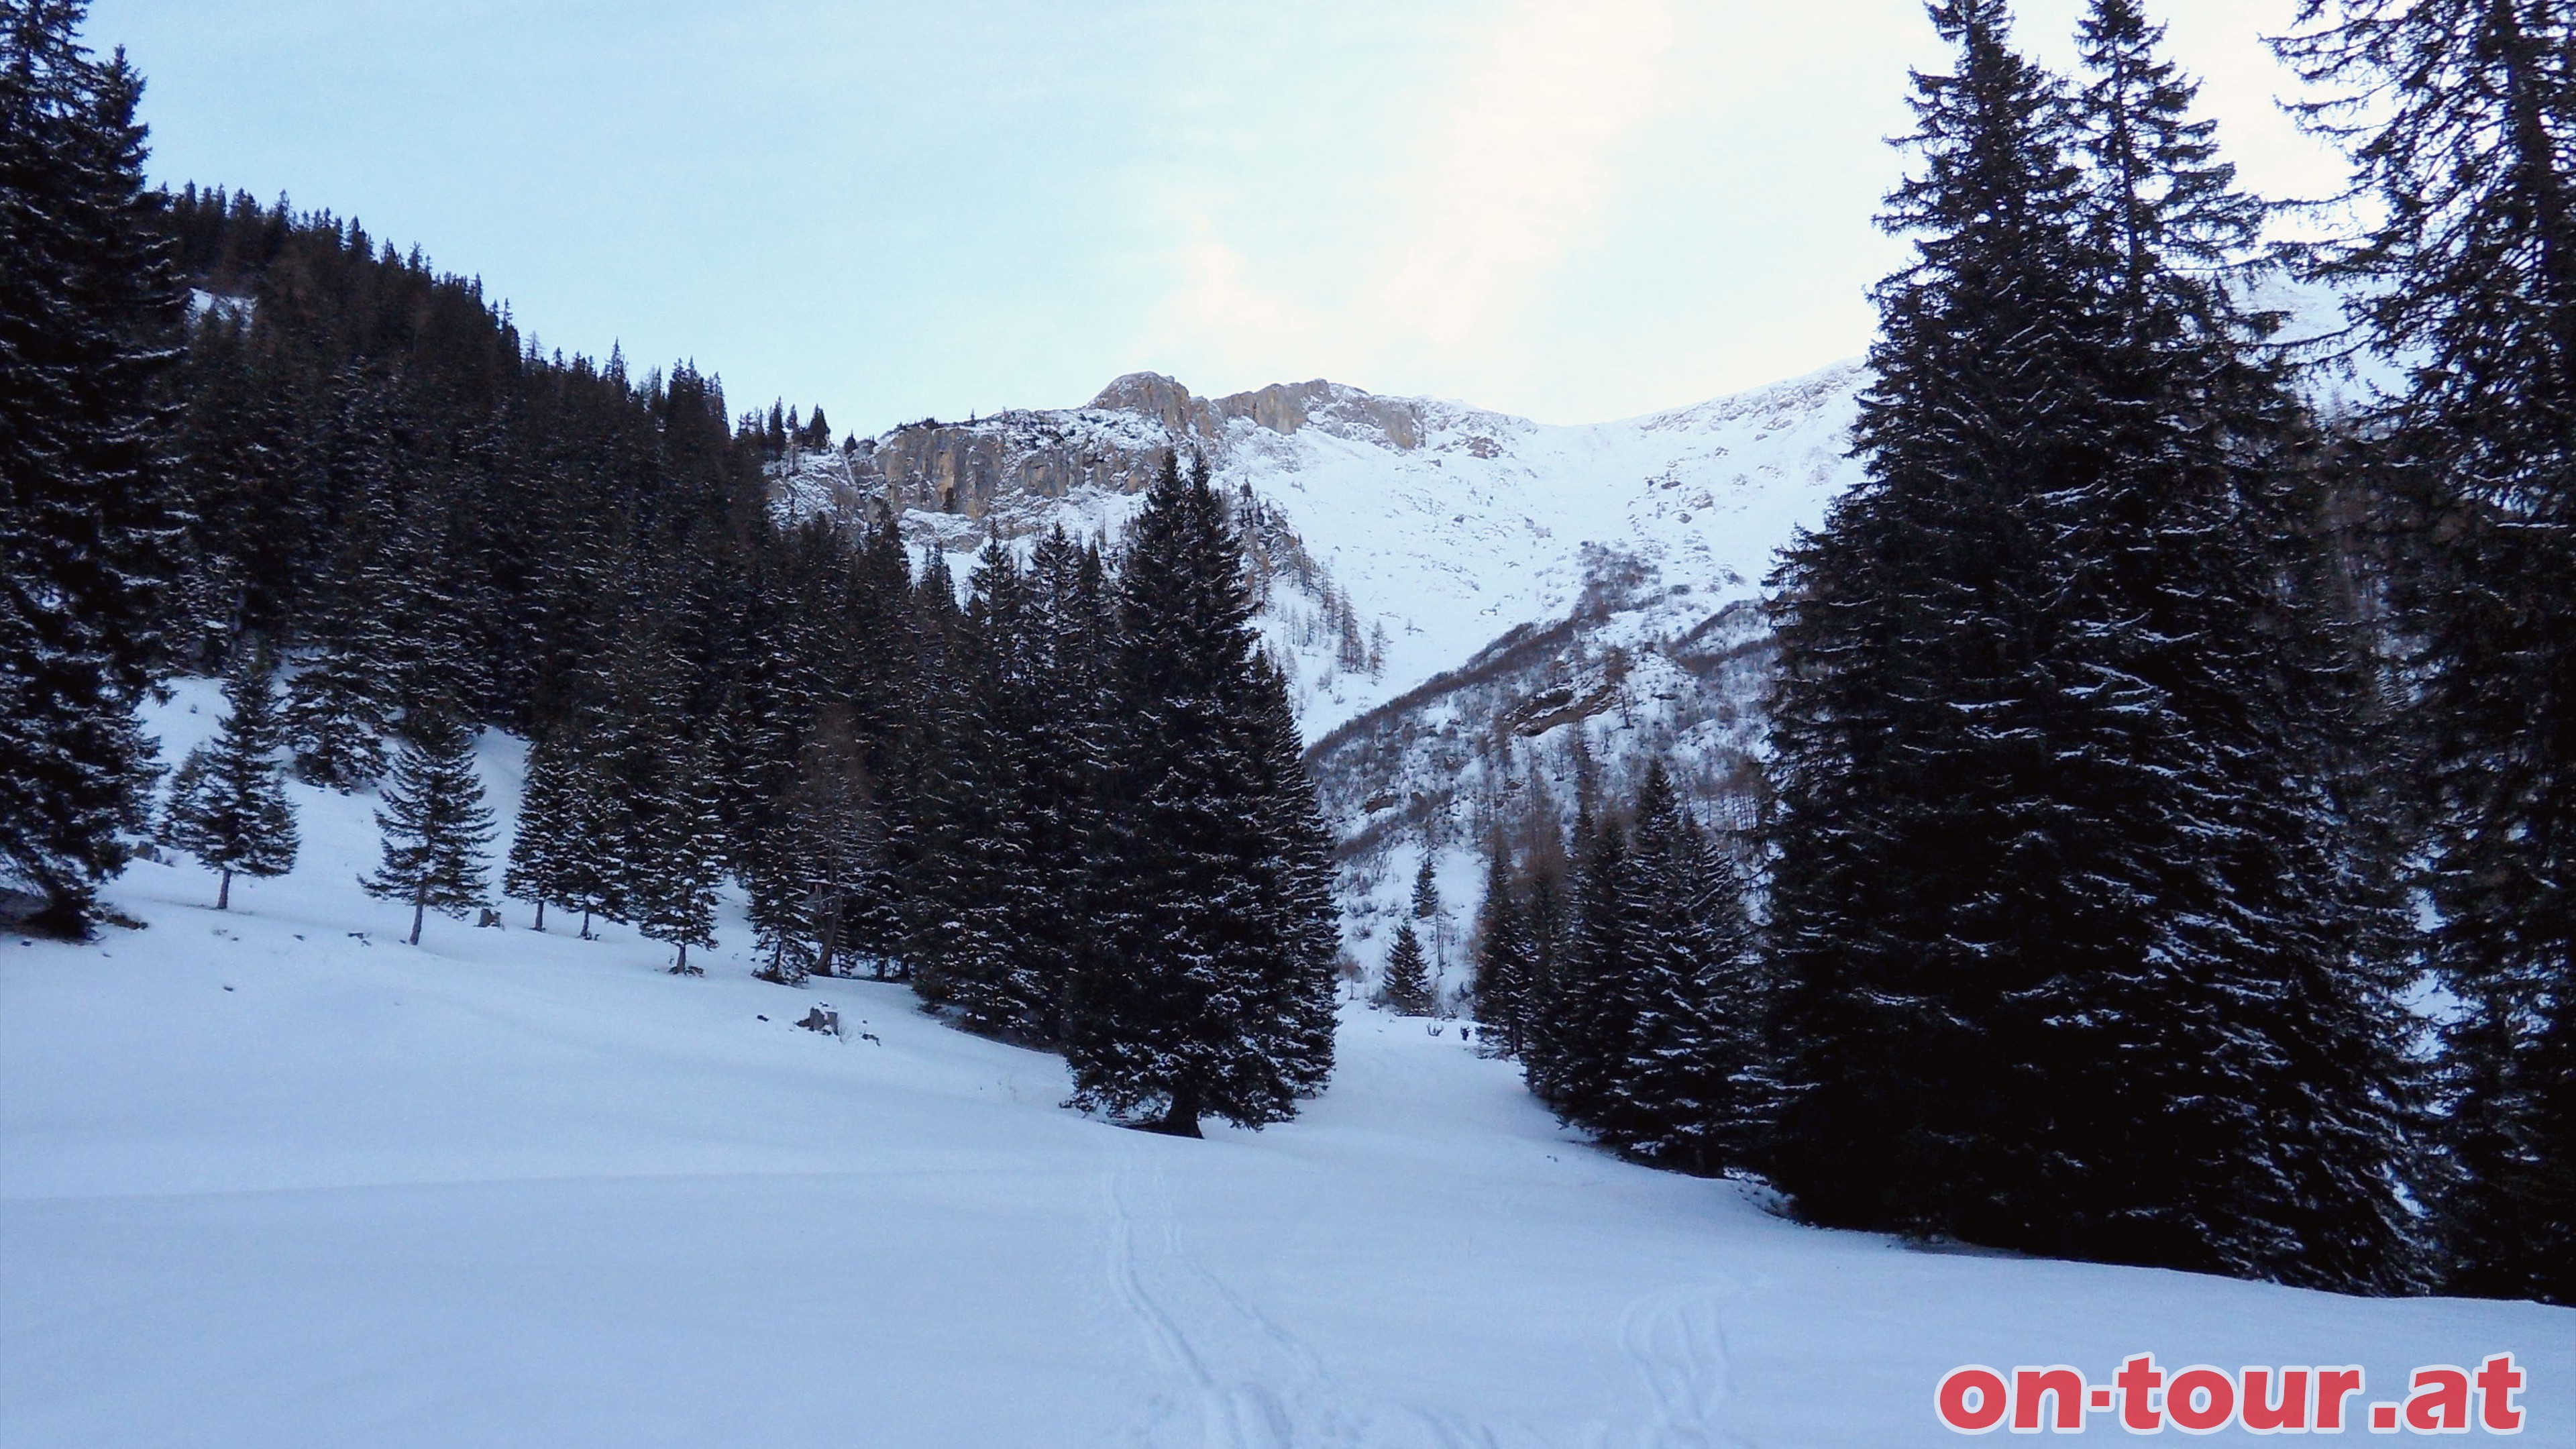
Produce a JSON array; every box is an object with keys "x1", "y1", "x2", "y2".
[{"x1": 91, "y1": 0, "x2": 2343, "y2": 430}]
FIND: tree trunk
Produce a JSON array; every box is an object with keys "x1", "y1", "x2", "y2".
[
  {"x1": 580, "y1": 908, "x2": 592, "y2": 941},
  {"x1": 1147, "y1": 1087, "x2": 1203, "y2": 1138},
  {"x1": 215, "y1": 869, "x2": 232, "y2": 912},
  {"x1": 409, "y1": 882, "x2": 427, "y2": 946},
  {"x1": 533, "y1": 899, "x2": 545, "y2": 932},
  {"x1": 816, "y1": 895, "x2": 845, "y2": 978}
]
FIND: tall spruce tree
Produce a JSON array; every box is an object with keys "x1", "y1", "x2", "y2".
[
  {"x1": 1067, "y1": 455, "x2": 1339, "y2": 1135},
  {"x1": 996, "y1": 525, "x2": 1116, "y2": 1038},
  {"x1": 1766, "y1": 0, "x2": 2418, "y2": 1289},
  {"x1": 160, "y1": 641, "x2": 297, "y2": 910},
  {"x1": 886, "y1": 545, "x2": 965, "y2": 980},
  {"x1": 2053, "y1": 0, "x2": 2420, "y2": 1290},
  {"x1": 283, "y1": 477, "x2": 398, "y2": 790},
  {"x1": 0, "y1": 0, "x2": 185, "y2": 934},
  {"x1": 2280, "y1": 0, "x2": 2576, "y2": 1304},
  {"x1": 362, "y1": 710, "x2": 496, "y2": 946},
  {"x1": 1246, "y1": 653, "x2": 1340, "y2": 1098}
]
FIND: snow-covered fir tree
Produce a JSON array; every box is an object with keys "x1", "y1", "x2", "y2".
[
  {"x1": 1604, "y1": 763, "x2": 1766, "y2": 1177},
  {"x1": 631, "y1": 733, "x2": 724, "y2": 976},
  {"x1": 160, "y1": 641, "x2": 299, "y2": 910},
  {"x1": 0, "y1": 0, "x2": 186, "y2": 934},
  {"x1": 1067, "y1": 453, "x2": 1340, "y2": 1136},
  {"x1": 282, "y1": 483, "x2": 398, "y2": 791},
  {"x1": 361, "y1": 710, "x2": 496, "y2": 946},
  {"x1": 1762, "y1": 0, "x2": 2417, "y2": 1291},
  {"x1": 1380, "y1": 922, "x2": 1434, "y2": 1016},
  {"x1": 502, "y1": 715, "x2": 584, "y2": 931},
  {"x1": 921, "y1": 533, "x2": 1047, "y2": 1032},
  {"x1": 1469, "y1": 835, "x2": 1532, "y2": 1057},
  {"x1": 283, "y1": 642, "x2": 390, "y2": 791},
  {"x1": 2280, "y1": 0, "x2": 2576, "y2": 1305},
  {"x1": 749, "y1": 708, "x2": 883, "y2": 984},
  {"x1": 1531, "y1": 802, "x2": 1638, "y2": 1132},
  {"x1": 1411, "y1": 848, "x2": 1446, "y2": 975},
  {"x1": 1006, "y1": 526, "x2": 1118, "y2": 1039}
]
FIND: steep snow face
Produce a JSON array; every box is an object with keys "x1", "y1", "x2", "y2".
[
  {"x1": 777, "y1": 362, "x2": 1869, "y2": 742},
  {"x1": 1232, "y1": 361, "x2": 1865, "y2": 739}
]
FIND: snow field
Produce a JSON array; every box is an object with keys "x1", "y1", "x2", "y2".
[{"x1": 3, "y1": 682, "x2": 2568, "y2": 1448}]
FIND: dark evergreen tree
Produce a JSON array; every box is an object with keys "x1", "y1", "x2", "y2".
[
  {"x1": 1605, "y1": 763, "x2": 1766, "y2": 1175},
  {"x1": 1411, "y1": 847, "x2": 1446, "y2": 974},
  {"x1": 921, "y1": 533, "x2": 1044, "y2": 1031},
  {"x1": 1246, "y1": 653, "x2": 1341, "y2": 1099},
  {"x1": 2281, "y1": 0, "x2": 2576, "y2": 1308},
  {"x1": 0, "y1": 0, "x2": 186, "y2": 933},
  {"x1": 160, "y1": 641, "x2": 297, "y2": 910},
  {"x1": 631, "y1": 731, "x2": 724, "y2": 975},
  {"x1": 1006, "y1": 525, "x2": 1117, "y2": 1038},
  {"x1": 885, "y1": 545, "x2": 965, "y2": 979},
  {"x1": 502, "y1": 714, "x2": 583, "y2": 930},
  {"x1": 1529, "y1": 800, "x2": 1638, "y2": 1128},
  {"x1": 558, "y1": 743, "x2": 631, "y2": 941},
  {"x1": 1763, "y1": 0, "x2": 2418, "y2": 1290},
  {"x1": 1067, "y1": 455, "x2": 1339, "y2": 1135},
  {"x1": 751, "y1": 707, "x2": 883, "y2": 984},
  {"x1": 361, "y1": 710, "x2": 496, "y2": 945},
  {"x1": 282, "y1": 478, "x2": 397, "y2": 790},
  {"x1": 1469, "y1": 835, "x2": 1533, "y2": 1055},
  {"x1": 1380, "y1": 922, "x2": 1434, "y2": 1015}
]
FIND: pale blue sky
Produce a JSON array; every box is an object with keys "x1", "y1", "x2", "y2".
[{"x1": 93, "y1": 0, "x2": 2339, "y2": 430}]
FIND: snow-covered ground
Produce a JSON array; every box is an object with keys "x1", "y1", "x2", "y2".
[{"x1": 5, "y1": 683, "x2": 2567, "y2": 1448}]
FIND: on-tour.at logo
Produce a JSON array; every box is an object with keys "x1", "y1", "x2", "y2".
[{"x1": 1937, "y1": 1353, "x2": 2528, "y2": 1435}]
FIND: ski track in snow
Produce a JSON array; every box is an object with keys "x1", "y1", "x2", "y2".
[
  {"x1": 1619, "y1": 1289, "x2": 1754, "y2": 1449},
  {"x1": 1102, "y1": 1134, "x2": 1362, "y2": 1449}
]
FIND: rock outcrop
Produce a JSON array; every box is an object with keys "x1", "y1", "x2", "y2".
[{"x1": 771, "y1": 372, "x2": 1454, "y2": 529}]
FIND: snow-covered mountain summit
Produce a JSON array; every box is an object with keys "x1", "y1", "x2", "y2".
[{"x1": 777, "y1": 361, "x2": 1871, "y2": 743}]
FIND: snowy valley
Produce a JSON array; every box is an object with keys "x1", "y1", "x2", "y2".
[{"x1": 3, "y1": 681, "x2": 2563, "y2": 1448}]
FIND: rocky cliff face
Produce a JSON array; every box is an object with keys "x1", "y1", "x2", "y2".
[{"x1": 773, "y1": 372, "x2": 1481, "y2": 530}]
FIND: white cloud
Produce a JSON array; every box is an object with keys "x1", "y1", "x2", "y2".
[
  {"x1": 1373, "y1": 0, "x2": 1674, "y2": 347},
  {"x1": 1147, "y1": 0, "x2": 1677, "y2": 397}
]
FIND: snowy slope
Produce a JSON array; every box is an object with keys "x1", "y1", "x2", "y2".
[{"x1": 5, "y1": 683, "x2": 2568, "y2": 1448}]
